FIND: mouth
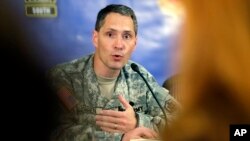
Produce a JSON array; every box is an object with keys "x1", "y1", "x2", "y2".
[{"x1": 111, "y1": 53, "x2": 124, "y2": 61}]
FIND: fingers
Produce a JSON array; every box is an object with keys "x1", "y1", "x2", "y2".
[
  {"x1": 137, "y1": 127, "x2": 159, "y2": 139},
  {"x1": 95, "y1": 112, "x2": 126, "y2": 132},
  {"x1": 97, "y1": 109, "x2": 121, "y2": 117},
  {"x1": 100, "y1": 124, "x2": 123, "y2": 133},
  {"x1": 96, "y1": 95, "x2": 131, "y2": 116},
  {"x1": 95, "y1": 95, "x2": 136, "y2": 133},
  {"x1": 121, "y1": 127, "x2": 159, "y2": 141},
  {"x1": 98, "y1": 122, "x2": 118, "y2": 131},
  {"x1": 118, "y1": 95, "x2": 131, "y2": 109},
  {"x1": 142, "y1": 130, "x2": 158, "y2": 138},
  {"x1": 96, "y1": 116, "x2": 125, "y2": 134},
  {"x1": 96, "y1": 114, "x2": 118, "y2": 123}
]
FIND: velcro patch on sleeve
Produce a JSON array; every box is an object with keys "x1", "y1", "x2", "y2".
[{"x1": 57, "y1": 86, "x2": 78, "y2": 111}]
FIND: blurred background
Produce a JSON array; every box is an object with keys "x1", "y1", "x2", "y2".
[{"x1": 4, "y1": 0, "x2": 183, "y2": 85}]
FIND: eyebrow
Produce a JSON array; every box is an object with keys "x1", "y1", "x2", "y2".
[{"x1": 106, "y1": 28, "x2": 133, "y2": 34}]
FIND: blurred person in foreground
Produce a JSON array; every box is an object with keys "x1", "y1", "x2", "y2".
[
  {"x1": 0, "y1": 1, "x2": 55, "y2": 141},
  {"x1": 109, "y1": 0, "x2": 250, "y2": 140},
  {"x1": 47, "y1": 4, "x2": 179, "y2": 141},
  {"x1": 162, "y1": 0, "x2": 250, "y2": 141}
]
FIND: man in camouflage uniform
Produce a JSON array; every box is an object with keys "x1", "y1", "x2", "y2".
[{"x1": 48, "y1": 4, "x2": 178, "y2": 141}]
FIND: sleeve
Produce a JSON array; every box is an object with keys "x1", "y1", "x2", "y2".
[
  {"x1": 134, "y1": 69, "x2": 181, "y2": 133},
  {"x1": 46, "y1": 67, "x2": 88, "y2": 141},
  {"x1": 47, "y1": 66, "x2": 78, "y2": 111}
]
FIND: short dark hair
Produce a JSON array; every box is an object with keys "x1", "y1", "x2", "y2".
[{"x1": 95, "y1": 4, "x2": 138, "y2": 35}]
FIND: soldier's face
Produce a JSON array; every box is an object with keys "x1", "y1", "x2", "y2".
[{"x1": 93, "y1": 13, "x2": 137, "y2": 71}]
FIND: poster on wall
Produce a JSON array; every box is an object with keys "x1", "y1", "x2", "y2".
[{"x1": 24, "y1": 0, "x2": 57, "y2": 17}]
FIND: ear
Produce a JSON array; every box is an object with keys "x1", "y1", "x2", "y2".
[
  {"x1": 132, "y1": 36, "x2": 137, "y2": 51},
  {"x1": 92, "y1": 30, "x2": 98, "y2": 49}
]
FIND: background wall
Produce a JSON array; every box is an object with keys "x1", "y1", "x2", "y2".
[{"x1": 6, "y1": 0, "x2": 183, "y2": 85}]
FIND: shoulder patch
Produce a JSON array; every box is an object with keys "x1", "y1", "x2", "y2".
[{"x1": 57, "y1": 86, "x2": 78, "y2": 111}]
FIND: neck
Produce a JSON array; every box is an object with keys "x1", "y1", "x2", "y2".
[{"x1": 96, "y1": 68, "x2": 120, "y2": 78}]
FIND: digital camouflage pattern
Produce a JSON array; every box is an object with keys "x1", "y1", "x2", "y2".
[{"x1": 47, "y1": 54, "x2": 179, "y2": 141}]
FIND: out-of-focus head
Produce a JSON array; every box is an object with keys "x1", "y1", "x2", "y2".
[
  {"x1": 163, "y1": 0, "x2": 250, "y2": 141},
  {"x1": 179, "y1": 0, "x2": 250, "y2": 112}
]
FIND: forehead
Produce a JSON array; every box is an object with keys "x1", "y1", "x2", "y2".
[{"x1": 101, "y1": 13, "x2": 135, "y2": 33}]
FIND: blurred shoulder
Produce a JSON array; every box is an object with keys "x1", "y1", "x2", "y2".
[{"x1": 48, "y1": 54, "x2": 93, "y2": 75}]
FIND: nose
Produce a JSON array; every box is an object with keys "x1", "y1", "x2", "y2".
[{"x1": 114, "y1": 36, "x2": 124, "y2": 50}]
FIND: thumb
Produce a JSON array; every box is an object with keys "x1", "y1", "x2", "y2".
[{"x1": 118, "y1": 95, "x2": 131, "y2": 109}]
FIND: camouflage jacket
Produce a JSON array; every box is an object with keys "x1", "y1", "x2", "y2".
[{"x1": 47, "y1": 54, "x2": 178, "y2": 141}]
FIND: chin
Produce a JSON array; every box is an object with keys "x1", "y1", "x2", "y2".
[
  {"x1": 111, "y1": 66, "x2": 123, "y2": 70},
  {"x1": 109, "y1": 63, "x2": 124, "y2": 70}
]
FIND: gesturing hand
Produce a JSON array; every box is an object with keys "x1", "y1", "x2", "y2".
[{"x1": 95, "y1": 95, "x2": 137, "y2": 133}]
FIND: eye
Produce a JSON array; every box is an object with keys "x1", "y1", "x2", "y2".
[
  {"x1": 123, "y1": 33, "x2": 132, "y2": 40},
  {"x1": 106, "y1": 32, "x2": 114, "y2": 38}
]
